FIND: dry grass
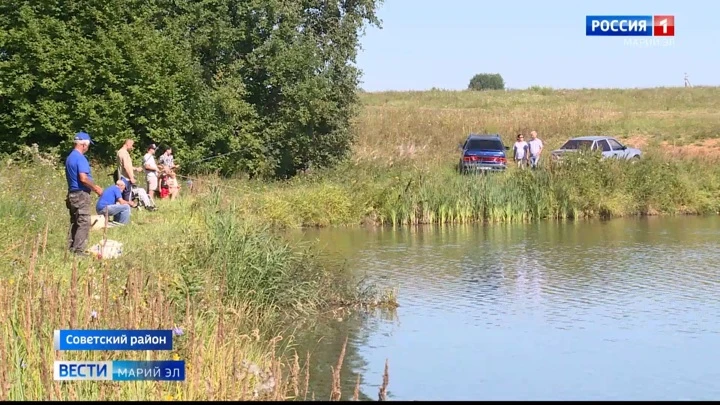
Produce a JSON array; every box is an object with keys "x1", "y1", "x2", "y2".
[
  {"x1": 352, "y1": 87, "x2": 720, "y2": 166},
  {"x1": 0, "y1": 236, "x2": 390, "y2": 401},
  {"x1": 1, "y1": 237, "x2": 283, "y2": 400},
  {"x1": 378, "y1": 359, "x2": 389, "y2": 401}
]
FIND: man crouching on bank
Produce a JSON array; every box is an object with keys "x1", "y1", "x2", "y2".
[{"x1": 96, "y1": 180, "x2": 137, "y2": 225}]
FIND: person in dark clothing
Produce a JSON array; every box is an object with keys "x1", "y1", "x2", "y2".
[{"x1": 65, "y1": 132, "x2": 103, "y2": 256}]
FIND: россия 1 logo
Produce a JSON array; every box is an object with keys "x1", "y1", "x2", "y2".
[{"x1": 586, "y1": 15, "x2": 675, "y2": 37}]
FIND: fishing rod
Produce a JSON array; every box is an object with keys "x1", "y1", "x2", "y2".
[
  {"x1": 181, "y1": 150, "x2": 243, "y2": 167},
  {"x1": 171, "y1": 150, "x2": 244, "y2": 183}
]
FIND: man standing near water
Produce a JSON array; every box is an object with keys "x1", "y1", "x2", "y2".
[
  {"x1": 65, "y1": 132, "x2": 103, "y2": 256},
  {"x1": 528, "y1": 131, "x2": 544, "y2": 169}
]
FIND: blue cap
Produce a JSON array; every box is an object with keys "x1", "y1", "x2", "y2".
[{"x1": 74, "y1": 131, "x2": 94, "y2": 145}]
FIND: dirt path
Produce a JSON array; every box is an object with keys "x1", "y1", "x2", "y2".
[{"x1": 621, "y1": 136, "x2": 720, "y2": 158}]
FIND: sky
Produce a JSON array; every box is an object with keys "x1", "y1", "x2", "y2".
[{"x1": 355, "y1": 0, "x2": 720, "y2": 91}]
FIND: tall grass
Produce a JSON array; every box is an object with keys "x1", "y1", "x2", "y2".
[
  {"x1": 0, "y1": 237, "x2": 390, "y2": 400},
  {"x1": 184, "y1": 187, "x2": 361, "y2": 315},
  {"x1": 210, "y1": 151, "x2": 720, "y2": 229},
  {"x1": 366, "y1": 153, "x2": 720, "y2": 225},
  {"x1": 0, "y1": 160, "x2": 395, "y2": 400}
]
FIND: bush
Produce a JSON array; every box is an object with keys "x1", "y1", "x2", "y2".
[{"x1": 468, "y1": 73, "x2": 505, "y2": 91}]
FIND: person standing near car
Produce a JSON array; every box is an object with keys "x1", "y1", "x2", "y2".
[
  {"x1": 65, "y1": 132, "x2": 103, "y2": 256},
  {"x1": 513, "y1": 133, "x2": 529, "y2": 169},
  {"x1": 528, "y1": 130, "x2": 544, "y2": 169}
]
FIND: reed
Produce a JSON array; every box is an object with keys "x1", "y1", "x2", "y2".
[{"x1": 209, "y1": 150, "x2": 720, "y2": 229}]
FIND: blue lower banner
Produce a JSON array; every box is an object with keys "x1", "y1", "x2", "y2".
[
  {"x1": 54, "y1": 360, "x2": 185, "y2": 381},
  {"x1": 54, "y1": 329, "x2": 173, "y2": 351}
]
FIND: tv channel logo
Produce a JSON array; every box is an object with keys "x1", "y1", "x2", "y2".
[
  {"x1": 54, "y1": 360, "x2": 185, "y2": 381},
  {"x1": 54, "y1": 361, "x2": 113, "y2": 381},
  {"x1": 586, "y1": 15, "x2": 674, "y2": 37}
]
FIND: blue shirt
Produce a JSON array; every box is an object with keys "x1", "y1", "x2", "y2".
[
  {"x1": 65, "y1": 149, "x2": 93, "y2": 192},
  {"x1": 96, "y1": 185, "x2": 122, "y2": 212}
]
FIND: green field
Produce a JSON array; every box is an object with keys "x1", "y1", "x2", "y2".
[{"x1": 353, "y1": 87, "x2": 720, "y2": 166}]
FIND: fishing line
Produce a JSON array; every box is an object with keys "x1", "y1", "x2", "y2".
[
  {"x1": 182, "y1": 150, "x2": 243, "y2": 167},
  {"x1": 166, "y1": 150, "x2": 243, "y2": 185}
]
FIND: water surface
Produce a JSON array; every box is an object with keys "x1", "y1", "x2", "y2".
[{"x1": 290, "y1": 216, "x2": 720, "y2": 400}]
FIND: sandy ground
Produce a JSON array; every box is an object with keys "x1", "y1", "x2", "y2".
[{"x1": 621, "y1": 136, "x2": 720, "y2": 159}]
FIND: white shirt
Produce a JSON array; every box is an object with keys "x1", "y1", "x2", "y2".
[
  {"x1": 528, "y1": 138, "x2": 543, "y2": 156},
  {"x1": 513, "y1": 141, "x2": 529, "y2": 159},
  {"x1": 143, "y1": 153, "x2": 158, "y2": 177}
]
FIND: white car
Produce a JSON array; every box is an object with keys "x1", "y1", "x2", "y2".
[{"x1": 551, "y1": 136, "x2": 642, "y2": 162}]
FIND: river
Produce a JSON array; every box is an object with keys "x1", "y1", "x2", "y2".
[{"x1": 287, "y1": 216, "x2": 720, "y2": 401}]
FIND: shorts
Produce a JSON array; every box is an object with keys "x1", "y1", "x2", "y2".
[{"x1": 146, "y1": 175, "x2": 158, "y2": 191}]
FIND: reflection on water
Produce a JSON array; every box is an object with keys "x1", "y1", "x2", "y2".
[{"x1": 289, "y1": 216, "x2": 720, "y2": 400}]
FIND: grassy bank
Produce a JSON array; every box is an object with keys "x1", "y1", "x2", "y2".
[
  {"x1": 8, "y1": 87, "x2": 720, "y2": 230},
  {"x1": 205, "y1": 151, "x2": 720, "y2": 228},
  {"x1": 0, "y1": 159, "x2": 395, "y2": 401}
]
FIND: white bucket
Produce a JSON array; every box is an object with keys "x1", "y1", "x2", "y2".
[{"x1": 88, "y1": 239, "x2": 124, "y2": 259}]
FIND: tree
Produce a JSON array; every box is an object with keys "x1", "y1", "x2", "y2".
[
  {"x1": 0, "y1": 0, "x2": 383, "y2": 179},
  {"x1": 468, "y1": 73, "x2": 505, "y2": 91}
]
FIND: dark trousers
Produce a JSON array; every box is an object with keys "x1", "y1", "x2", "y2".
[
  {"x1": 66, "y1": 191, "x2": 91, "y2": 253},
  {"x1": 120, "y1": 177, "x2": 132, "y2": 201}
]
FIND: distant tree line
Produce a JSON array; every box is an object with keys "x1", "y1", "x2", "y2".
[{"x1": 0, "y1": 0, "x2": 382, "y2": 179}]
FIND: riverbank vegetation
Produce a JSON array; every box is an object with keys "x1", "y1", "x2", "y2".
[
  {"x1": 197, "y1": 150, "x2": 720, "y2": 228},
  {"x1": 128, "y1": 85, "x2": 720, "y2": 227},
  {"x1": 0, "y1": 160, "x2": 396, "y2": 400},
  {"x1": 1, "y1": 1, "x2": 395, "y2": 397}
]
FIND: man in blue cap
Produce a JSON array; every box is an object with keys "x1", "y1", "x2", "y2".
[{"x1": 65, "y1": 131, "x2": 104, "y2": 256}]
